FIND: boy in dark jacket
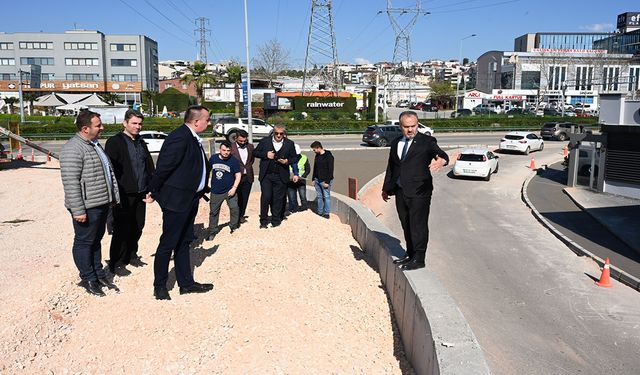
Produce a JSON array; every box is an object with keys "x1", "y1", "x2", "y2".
[{"x1": 310, "y1": 141, "x2": 334, "y2": 218}]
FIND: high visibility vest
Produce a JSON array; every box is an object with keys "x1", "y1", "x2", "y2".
[{"x1": 290, "y1": 154, "x2": 307, "y2": 176}]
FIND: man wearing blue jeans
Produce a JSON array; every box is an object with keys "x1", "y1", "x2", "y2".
[{"x1": 311, "y1": 141, "x2": 334, "y2": 218}]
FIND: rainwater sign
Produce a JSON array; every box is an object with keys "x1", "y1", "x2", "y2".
[{"x1": 241, "y1": 73, "x2": 248, "y2": 116}]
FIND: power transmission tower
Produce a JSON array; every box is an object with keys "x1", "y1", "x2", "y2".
[
  {"x1": 195, "y1": 17, "x2": 210, "y2": 63},
  {"x1": 302, "y1": 0, "x2": 340, "y2": 95},
  {"x1": 385, "y1": 0, "x2": 425, "y2": 104}
]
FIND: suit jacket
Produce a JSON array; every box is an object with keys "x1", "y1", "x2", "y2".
[
  {"x1": 230, "y1": 141, "x2": 255, "y2": 182},
  {"x1": 382, "y1": 132, "x2": 449, "y2": 198},
  {"x1": 149, "y1": 124, "x2": 212, "y2": 212},
  {"x1": 105, "y1": 132, "x2": 155, "y2": 196},
  {"x1": 253, "y1": 137, "x2": 299, "y2": 183}
]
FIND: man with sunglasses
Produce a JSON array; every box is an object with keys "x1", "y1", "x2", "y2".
[{"x1": 253, "y1": 125, "x2": 299, "y2": 228}]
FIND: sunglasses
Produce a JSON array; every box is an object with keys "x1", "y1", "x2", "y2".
[{"x1": 274, "y1": 132, "x2": 285, "y2": 135}]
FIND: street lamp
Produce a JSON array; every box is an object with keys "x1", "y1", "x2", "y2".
[{"x1": 455, "y1": 34, "x2": 477, "y2": 115}]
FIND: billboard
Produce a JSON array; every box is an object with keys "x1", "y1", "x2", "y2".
[
  {"x1": 618, "y1": 12, "x2": 640, "y2": 29},
  {"x1": 292, "y1": 96, "x2": 356, "y2": 112}
]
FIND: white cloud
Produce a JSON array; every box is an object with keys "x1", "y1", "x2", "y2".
[
  {"x1": 580, "y1": 23, "x2": 614, "y2": 32},
  {"x1": 354, "y1": 57, "x2": 371, "y2": 65}
]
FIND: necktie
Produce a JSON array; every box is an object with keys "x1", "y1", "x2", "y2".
[{"x1": 400, "y1": 138, "x2": 409, "y2": 161}]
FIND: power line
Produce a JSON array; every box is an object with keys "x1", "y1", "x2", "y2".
[
  {"x1": 164, "y1": 0, "x2": 194, "y2": 23},
  {"x1": 143, "y1": 0, "x2": 193, "y2": 39},
  {"x1": 117, "y1": 0, "x2": 192, "y2": 45},
  {"x1": 177, "y1": 0, "x2": 198, "y2": 17},
  {"x1": 429, "y1": 0, "x2": 521, "y2": 14}
]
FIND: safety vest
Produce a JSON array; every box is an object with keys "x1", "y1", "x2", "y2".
[{"x1": 290, "y1": 154, "x2": 307, "y2": 176}]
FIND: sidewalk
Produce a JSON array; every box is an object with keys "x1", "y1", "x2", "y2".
[{"x1": 564, "y1": 187, "x2": 640, "y2": 256}]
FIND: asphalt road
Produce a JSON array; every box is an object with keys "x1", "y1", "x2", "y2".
[{"x1": 371, "y1": 143, "x2": 640, "y2": 375}]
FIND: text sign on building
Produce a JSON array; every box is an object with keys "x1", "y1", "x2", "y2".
[
  {"x1": 0, "y1": 80, "x2": 142, "y2": 92},
  {"x1": 618, "y1": 12, "x2": 640, "y2": 29},
  {"x1": 30, "y1": 65, "x2": 41, "y2": 89}
]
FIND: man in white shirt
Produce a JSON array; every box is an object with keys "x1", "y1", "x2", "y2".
[{"x1": 230, "y1": 130, "x2": 255, "y2": 225}]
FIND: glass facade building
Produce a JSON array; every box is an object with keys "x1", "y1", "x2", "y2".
[
  {"x1": 594, "y1": 29, "x2": 640, "y2": 55},
  {"x1": 515, "y1": 32, "x2": 613, "y2": 52}
]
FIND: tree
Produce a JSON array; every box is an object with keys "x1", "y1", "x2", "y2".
[
  {"x1": 225, "y1": 62, "x2": 246, "y2": 118},
  {"x1": 253, "y1": 39, "x2": 290, "y2": 88},
  {"x1": 141, "y1": 90, "x2": 158, "y2": 115},
  {"x1": 100, "y1": 93, "x2": 123, "y2": 106},
  {"x1": 23, "y1": 92, "x2": 39, "y2": 115},
  {"x1": 180, "y1": 61, "x2": 218, "y2": 104},
  {"x1": 3, "y1": 97, "x2": 18, "y2": 114},
  {"x1": 428, "y1": 79, "x2": 455, "y2": 108}
]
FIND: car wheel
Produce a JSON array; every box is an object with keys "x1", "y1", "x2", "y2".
[
  {"x1": 539, "y1": 142, "x2": 544, "y2": 151},
  {"x1": 494, "y1": 162, "x2": 499, "y2": 174},
  {"x1": 484, "y1": 168, "x2": 492, "y2": 181},
  {"x1": 227, "y1": 131, "x2": 239, "y2": 143},
  {"x1": 557, "y1": 133, "x2": 567, "y2": 141},
  {"x1": 524, "y1": 146, "x2": 530, "y2": 155},
  {"x1": 377, "y1": 138, "x2": 388, "y2": 147}
]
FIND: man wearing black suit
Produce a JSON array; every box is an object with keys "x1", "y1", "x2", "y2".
[
  {"x1": 382, "y1": 111, "x2": 449, "y2": 271},
  {"x1": 253, "y1": 125, "x2": 299, "y2": 228},
  {"x1": 148, "y1": 105, "x2": 214, "y2": 300},
  {"x1": 230, "y1": 130, "x2": 255, "y2": 224}
]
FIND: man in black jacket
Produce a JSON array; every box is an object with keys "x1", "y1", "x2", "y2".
[
  {"x1": 310, "y1": 141, "x2": 334, "y2": 218},
  {"x1": 105, "y1": 110, "x2": 155, "y2": 274},
  {"x1": 382, "y1": 111, "x2": 449, "y2": 270},
  {"x1": 148, "y1": 105, "x2": 214, "y2": 300},
  {"x1": 253, "y1": 124, "x2": 299, "y2": 228}
]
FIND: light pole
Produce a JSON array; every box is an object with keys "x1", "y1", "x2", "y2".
[
  {"x1": 455, "y1": 34, "x2": 476, "y2": 114},
  {"x1": 243, "y1": 0, "x2": 253, "y2": 143}
]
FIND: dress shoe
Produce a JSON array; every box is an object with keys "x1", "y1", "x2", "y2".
[
  {"x1": 78, "y1": 280, "x2": 106, "y2": 297},
  {"x1": 322, "y1": 214, "x2": 330, "y2": 219},
  {"x1": 128, "y1": 257, "x2": 147, "y2": 268},
  {"x1": 401, "y1": 259, "x2": 426, "y2": 271},
  {"x1": 393, "y1": 256, "x2": 412, "y2": 265},
  {"x1": 271, "y1": 222, "x2": 281, "y2": 228},
  {"x1": 154, "y1": 287, "x2": 171, "y2": 300},
  {"x1": 260, "y1": 223, "x2": 269, "y2": 229},
  {"x1": 240, "y1": 217, "x2": 248, "y2": 224},
  {"x1": 98, "y1": 277, "x2": 120, "y2": 292},
  {"x1": 179, "y1": 282, "x2": 214, "y2": 295}
]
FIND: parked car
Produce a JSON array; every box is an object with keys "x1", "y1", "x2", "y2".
[
  {"x1": 139, "y1": 130, "x2": 168, "y2": 153},
  {"x1": 505, "y1": 108, "x2": 526, "y2": 115},
  {"x1": 577, "y1": 146, "x2": 601, "y2": 177},
  {"x1": 452, "y1": 148, "x2": 500, "y2": 181},
  {"x1": 362, "y1": 125, "x2": 402, "y2": 147},
  {"x1": 540, "y1": 122, "x2": 577, "y2": 141},
  {"x1": 384, "y1": 120, "x2": 434, "y2": 136},
  {"x1": 213, "y1": 117, "x2": 274, "y2": 142},
  {"x1": 396, "y1": 100, "x2": 410, "y2": 108},
  {"x1": 451, "y1": 108, "x2": 472, "y2": 118},
  {"x1": 499, "y1": 131, "x2": 544, "y2": 154},
  {"x1": 409, "y1": 102, "x2": 438, "y2": 111},
  {"x1": 543, "y1": 108, "x2": 575, "y2": 117},
  {"x1": 473, "y1": 104, "x2": 499, "y2": 115}
]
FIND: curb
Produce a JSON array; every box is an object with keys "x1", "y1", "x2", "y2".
[{"x1": 521, "y1": 170, "x2": 640, "y2": 291}]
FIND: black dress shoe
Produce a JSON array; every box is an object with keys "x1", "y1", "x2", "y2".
[
  {"x1": 240, "y1": 217, "x2": 248, "y2": 224},
  {"x1": 393, "y1": 256, "x2": 412, "y2": 265},
  {"x1": 154, "y1": 287, "x2": 171, "y2": 300},
  {"x1": 98, "y1": 277, "x2": 120, "y2": 292},
  {"x1": 128, "y1": 257, "x2": 147, "y2": 268},
  {"x1": 78, "y1": 280, "x2": 106, "y2": 297},
  {"x1": 259, "y1": 223, "x2": 269, "y2": 229},
  {"x1": 271, "y1": 222, "x2": 281, "y2": 228},
  {"x1": 179, "y1": 282, "x2": 214, "y2": 295},
  {"x1": 401, "y1": 259, "x2": 426, "y2": 270}
]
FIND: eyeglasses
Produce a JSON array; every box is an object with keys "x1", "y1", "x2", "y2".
[{"x1": 274, "y1": 132, "x2": 285, "y2": 135}]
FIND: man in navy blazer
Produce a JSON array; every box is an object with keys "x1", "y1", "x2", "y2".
[
  {"x1": 382, "y1": 111, "x2": 449, "y2": 271},
  {"x1": 148, "y1": 105, "x2": 214, "y2": 300},
  {"x1": 253, "y1": 124, "x2": 299, "y2": 228}
]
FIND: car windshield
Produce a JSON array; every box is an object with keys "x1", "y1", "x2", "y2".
[
  {"x1": 505, "y1": 135, "x2": 524, "y2": 140},
  {"x1": 365, "y1": 126, "x2": 376, "y2": 131},
  {"x1": 459, "y1": 154, "x2": 485, "y2": 162},
  {"x1": 542, "y1": 123, "x2": 557, "y2": 129}
]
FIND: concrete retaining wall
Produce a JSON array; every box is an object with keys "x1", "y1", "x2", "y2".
[{"x1": 308, "y1": 187, "x2": 491, "y2": 375}]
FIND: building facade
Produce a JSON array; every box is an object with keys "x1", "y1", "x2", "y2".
[
  {"x1": 514, "y1": 32, "x2": 613, "y2": 52},
  {"x1": 0, "y1": 30, "x2": 158, "y2": 103}
]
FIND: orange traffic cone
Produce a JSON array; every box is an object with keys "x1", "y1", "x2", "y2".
[
  {"x1": 529, "y1": 158, "x2": 536, "y2": 170},
  {"x1": 31, "y1": 148, "x2": 35, "y2": 162},
  {"x1": 563, "y1": 146, "x2": 568, "y2": 157},
  {"x1": 595, "y1": 257, "x2": 613, "y2": 288},
  {"x1": 47, "y1": 153, "x2": 51, "y2": 162},
  {"x1": 16, "y1": 148, "x2": 23, "y2": 160}
]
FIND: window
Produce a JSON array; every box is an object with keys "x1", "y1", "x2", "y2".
[
  {"x1": 547, "y1": 66, "x2": 567, "y2": 90},
  {"x1": 575, "y1": 66, "x2": 594, "y2": 90},
  {"x1": 65, "y1": 58, "x2": 99, "y2": 66},
  {"x1": 603, "y1": 66, "x2": 621, "y2": 91},
  {"x1": 0, "y1": 73, "x2": 16, "y2": 80},
  {"x1": 111, "y1": 74, "x2": 138, "y2": 81},
  {"x1": 0, "y1": 42, "x2": 13, "y2": 50},
  {"x1": 111, "y1": 59, "x2": 137, "y2": 67},
  {"x1": 110, "y1": 43, "x2": 137, "y2": 52},
  {"x1": 521, "y1": 71, "x2": 540, "y2": 90},
  {"x1": 20, "y1": 57, "x2": 54, "y2": 65},
  {"x1": 24, "y1": 72, "x2": 55, "y2": 81},
  {"x1": 629, "y1": 66, "x2": 640, "y2": 91},
  {"x1": 64, "y1": 42, "x2": 98, "y2": 50},
  {"x1": 19, "y1": 41, "x2": 53, "y2": 49},
  {"x1": 0, "y1": 58, "x2": 15, "y2": 66},
  {"x1": 66, "y1": 73, "x2": 100, "y2": 81}
]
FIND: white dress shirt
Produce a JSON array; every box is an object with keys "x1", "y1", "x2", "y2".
[
  {"x1": 186, "y1": 125, "x2": 207, "y2": 192},
  {"x1": 397, "y1": 136, "x2": 414, "y2": 161}
]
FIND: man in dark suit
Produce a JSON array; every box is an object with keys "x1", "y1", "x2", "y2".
[
  {"x1": 382, "y1": 111, "x2": 449, "y2": 270},
  {"x1": 148, "y1": 105, "x2": 214, "y2": 300},
  {"x1": 253, "y1": 124, "x2": 299, "y2": 228},
  {"x1": 105, "y1": 109, "x2": 155, "y2": 274},
  {"x1": 230, "y1": 130, "x2": 254, "y2": 224}
]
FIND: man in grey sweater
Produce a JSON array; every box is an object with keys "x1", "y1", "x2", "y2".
[{"x1": 60, "y1": 110, "x2": 121, "y2": 297}]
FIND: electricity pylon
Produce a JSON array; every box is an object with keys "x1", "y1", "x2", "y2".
[{"x1": 302, "y1": 0, "x2": 340, "y2": 95}]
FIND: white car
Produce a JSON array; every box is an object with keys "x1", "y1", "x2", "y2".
[
  {"x1": 499, "y1": 131, "x2": 544, "y2": 155},
  {"x1": 139, "y1": 130, "x2": 168, "y2": 153},
  {"x1": 453, "y1": 148, "x2": 499, "y2": 181},
  {"x1": 384, "y1": 120, "x2": 435, "y2": 136},
  {"x1": 213, "y1": 117, "x2": 274, "y2": 142}
]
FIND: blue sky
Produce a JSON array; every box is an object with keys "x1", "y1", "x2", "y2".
[{"x1": 3, "y1": 0, "x2": 632, "y2": 67}]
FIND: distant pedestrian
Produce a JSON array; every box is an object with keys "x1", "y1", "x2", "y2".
[
  {"x1": 60, "y1": 110, "x2": 121, "y2": 297},
  {"x1": 230, "y1": 130, "x2": 254, "y2": 224},
  {"x1": 381, "y1": 111, "x2": 449, "y2": 271},
  {"x1": 105, "y1": 109, "x2": 155, "y2": 274},
  {"x1": 287, "y1": 143, "x2": 311, "y2": 212},
  {"x1": 207, "y1": 140, "x2": 241, "y2": 240},
  {"x1": 253, "y1": 125, "x2": 299, "y2": 228},
  {"x1": 310, "y1": 141, "x2": 334, "y2": 218}
]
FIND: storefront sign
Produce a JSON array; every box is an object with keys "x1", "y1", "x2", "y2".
[
  {"x1": 492, "y1": 95, "x2": 523, "y2": 100},
  {"x1": 532, "y1": 48, "x2": 607, "y2": 54},
  {"x1": 0, "y1": 80, "x2": 142, "y2": 92}
]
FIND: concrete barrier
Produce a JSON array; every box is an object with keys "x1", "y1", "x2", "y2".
[{"x1": 307, "y1": 187, "x2": 491, "y2": 375}]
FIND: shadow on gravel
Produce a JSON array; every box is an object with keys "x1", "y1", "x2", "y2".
[
  {"x1": 0, "y1": 160, "x2": 59, "y2": 171},
  {"x1": 166, "y1": 223, "x2": 219, "y2": 290}
]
